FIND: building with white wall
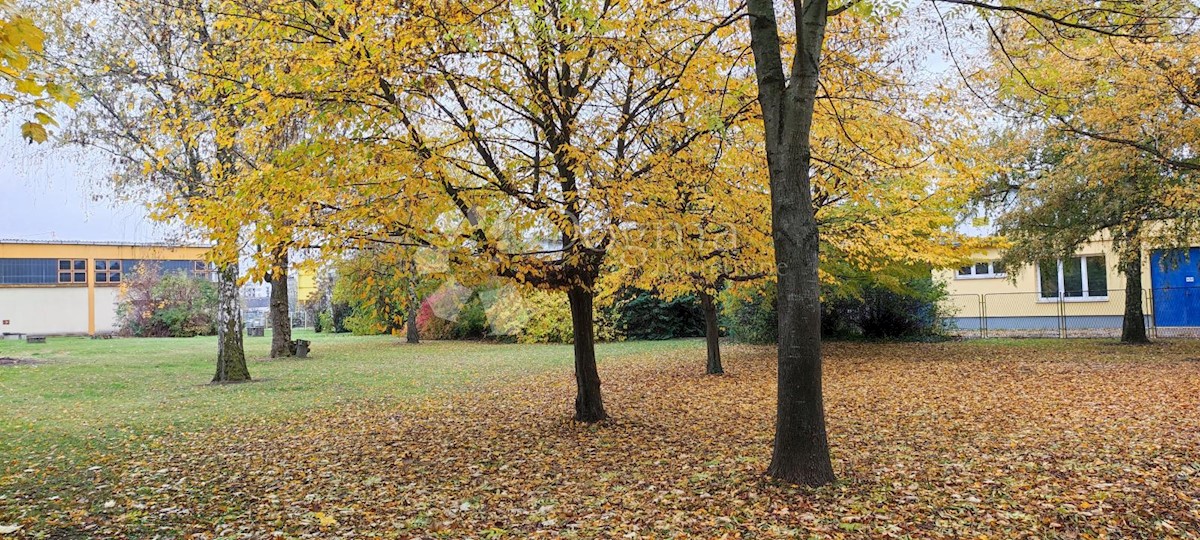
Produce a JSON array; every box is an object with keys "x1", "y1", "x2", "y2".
[{"x1": 0, "y1": 240, "x2": 210, "y2": 336}]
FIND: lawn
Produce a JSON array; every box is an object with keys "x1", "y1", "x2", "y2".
[
  {"x1": 3, "y1": 337, "x2": 1200, "y2": 538},
  {"x1": 0, "y1": 332, "x2": 701, "y2": 465}
]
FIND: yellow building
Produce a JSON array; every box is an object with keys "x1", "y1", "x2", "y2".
[
  {"x1": 0, "y1": 240, "x2": 210, "y2": 336},
  {"x1": 295, "y1": 266, "x2": 320, "y2": 304},
  {"x1": 939, "y1": 235, "x2": 1200, "y2": 334}
]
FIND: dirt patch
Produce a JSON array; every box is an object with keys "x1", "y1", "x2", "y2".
[{"x1": 0, "y1": 357, "x2": 41, "y2": 366}]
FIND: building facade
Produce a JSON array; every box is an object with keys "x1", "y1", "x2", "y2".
[
  {"x1": 939, "y1": 236, "x2": 1200, "y2": 334},
  {"x1": 0, "y1": 240, "x2": 209, "y2": 336}
]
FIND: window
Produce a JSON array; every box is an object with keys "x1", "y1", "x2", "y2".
[
  {"x1": 956, "y1": 260, "x2": 1006, "y2": 279},
  {"x1": 95, "y1": 260, "x2": 122, "y2": 284},
  {"x1": 58, "y1": 259, "x2": 87, "y2": 284},
  {"x1": 1039, "y1": 255, "x2": 1108, "y2": 299},
  {"x1": 0, "y1": 259, "x2": 58, "y2": 285}
]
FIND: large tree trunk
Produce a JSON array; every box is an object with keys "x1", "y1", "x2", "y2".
[
  {"x1": 700, "y1": 290, "x2": 723, "y2": 375},
  {"x1": 406, "y1": 276, "x2": 420, "y2": 344},
  {"x1": 748, "y1": 0, "x2": 836, "y2": 486},
  {"x1": 213, "y1": 261, "x2": 251, "y2": 383},
  {"x1": 1121, "y1": 242, "x2": 1150, "y2": 344},
  {"x1": 567, "y1": 283, "x2": 607, "y2": 423},
  {"x1": 268, "y1": 247, "x2": 295, "y2": 358}
]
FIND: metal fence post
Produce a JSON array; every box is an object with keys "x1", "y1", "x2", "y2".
[
  {"x1": 979, "y1": 294, "x2": 987, "y2": 339},
  {"x1": 1146, "y1": 289, "x2": 1157, "y2": 340},
  {"x1": 1057, "y1": 294, "x2": 1066, "y2": 339}
]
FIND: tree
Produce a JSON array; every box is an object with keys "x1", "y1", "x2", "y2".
[
  {"x1": 201, "y1": 0, "x2": 748, "y2": 421},
  {"x1": 742, "y1": 0, "x2": 1197, "y2": 486},
  {"x1": 332, "y1": 246, "x2": 432, "y2": 338},
  {"x1": 41, "y1": 0, "x2": 251, "y2": 381},
  {"x1": 618, "y1": 9, "x2": 989, "y2": 376},
  {"x1": 975, "y1": 2, "x2": 1200, "y2": 344},
  {"x1": 265, "y1": 245, "x2": 295, "y2": 357},
  {"x1": 981, "y1": 130, "x2": 1198, "y2": 344},
  {"x1": 745, "y1": 0, "x2": 840, "y2": 486}
]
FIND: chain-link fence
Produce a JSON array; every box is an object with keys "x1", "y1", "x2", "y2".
[{"x1": 940, "y1": 287, "x2": 1200, "y2": 339}]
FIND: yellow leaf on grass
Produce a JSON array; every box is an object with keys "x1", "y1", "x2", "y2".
[{"x1": 312, "y1": 512, "x2": 337, "y2": 527}]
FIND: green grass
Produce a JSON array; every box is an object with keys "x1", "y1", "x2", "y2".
[{"x1": 0, "y1": 331, "x2": 702, "y2": 466}]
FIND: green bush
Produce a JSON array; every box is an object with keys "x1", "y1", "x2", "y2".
[
  {"x1": 822, "y1": 277, "x2": 949, "y2": 340},
  {"x1": 315, "y1": 312, "x2": 332, "y2": 333},
  {"x1": 720, "y1": 275, "x2": 950, "y2": 343},
  {"x1": 343, "y1": 311, "x2": 386, "y2": 335},
  {"x1": 612, "y1": 289, "x2": 702, "y2": 340},
  {"x1": 451, "y1": 295, "x2": 488, "y2": 339},
  {"x1": 720, "y1": 282, "x2": 778, "y2": 344}
]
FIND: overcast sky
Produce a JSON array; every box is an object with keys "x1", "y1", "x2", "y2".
[{"x1": 0, "y1": 121, "x2": 171, "y2": 242}]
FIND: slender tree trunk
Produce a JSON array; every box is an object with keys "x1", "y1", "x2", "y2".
[
  {"x1": 700, "y1": 290, "x2": 724, "y2": 375},
  {"x1": 406, "y1": 274, "x2": 420, "y2": 344},
  {"x1": 268, "y1": 247, "x2": 295, "y2": 358},
  {"x1": 748, "y1": 0, "x2": 836, "y2": 486},
  {"x1": 567, "y1": 283, "x2": 606, "y2": 423},
  {"x1": 1121, "y1": 242, "x2": 1150, "y2": 344},
  {"x1": 213, "y1": 261, "x2": 250, "y2": 383}
]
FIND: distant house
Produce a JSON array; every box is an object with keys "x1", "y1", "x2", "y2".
[
  {"x1": 0, "y1": 240, "x2": 209, "y2": 336},
  {"x1": 939, "y1": 236, "x2": 1200, "y2": 333}
]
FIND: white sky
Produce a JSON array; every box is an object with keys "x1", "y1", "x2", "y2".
[{"x1": 0, "y1": 121, "x2": 165, "y2": 242}]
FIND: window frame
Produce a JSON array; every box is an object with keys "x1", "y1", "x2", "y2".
[
  {"x1": 1037, "y1": 255, "x2": 1109, "y2": 302},
  {"x1": 57, "y1": 259, "x2": 88, "y2": 284},
  {"x1": 955, "y1": 260, "x2": 1007, "y2": 280},
  {"x1": 94, "y1": 259, "x2": 123, "y2": 285}
]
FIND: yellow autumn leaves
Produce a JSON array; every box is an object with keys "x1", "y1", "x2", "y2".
[{"x1": 1, "y1": 0, "x2": 77, "y2": 142}]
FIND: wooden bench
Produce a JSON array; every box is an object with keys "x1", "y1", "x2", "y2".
[
  {"x1": 247, "y1": 326, "x2": 266, "y2": 337},
  {"x1": 26, "y1": 335, "x2": 46, "y2": 344}
]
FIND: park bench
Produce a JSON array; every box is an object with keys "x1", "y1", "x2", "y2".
[
  {"x1": 247, "y1": 326, "x2": 265, "y2": 337},
  {"x1": 26, "y1": 335, "x2": 46, "y2": 344}
]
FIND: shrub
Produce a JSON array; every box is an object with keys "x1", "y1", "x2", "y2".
[
  {"x1": 315, "y1": 312, "x2": 331, "y2": 333},
  {"x1": 720, "y1": 282, "x2": 778, "y2": 344},
  {"x1": 720, "y1": 275, "x2": 949, "y2": 343},
  {"x1": 822, "y1": 277, "x2": 948, "y2": 340},
  {"x1": 612, "y1": 289, "x2": 702, "y2": 340},
  {"x1": 117, "y1": 265, "x2": 217, "y2": 337}
]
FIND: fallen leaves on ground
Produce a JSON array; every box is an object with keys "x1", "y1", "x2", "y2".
[{"x1": 3, "y1": 341, "x2": 1200, "y2": 538}]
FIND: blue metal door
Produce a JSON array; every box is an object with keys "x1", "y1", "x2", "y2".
[{"x1": 1151, "y1": 248, "x2": 1200, "y2": 327}]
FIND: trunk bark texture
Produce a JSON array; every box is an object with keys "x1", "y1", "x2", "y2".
[
  {"x1": 747, "y1": 0, "x2": 835, "y2": 486},
  {"x1": 1121, "y1": 242, "x2": 1150, "y2": 344},
  {"x1": 700, "y1": 290, "x2": 723, "y2": 375},
  {"x1": 268, "y1": 248, "x2": 295, "y2": 358},
  {"x1": 214, "y1": 261, "x2": 250, "y2": 383},
  {"x1": 567, "y1": 283, "x2": 607, "y2": 422},
  {"x1": 406, "y1": 277, "x2": 421, "y2": 344}
]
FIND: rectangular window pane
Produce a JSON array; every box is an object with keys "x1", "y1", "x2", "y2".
[
  {"x1": 74, "y1": 272, "x2": 86, "y2": 282},
  {"x1": 59, "y1": 260, "x2": 71, "y2": 270},
  {"x1": 1063, "y1": 257, "x2": 1084, "y2": 297},
  {"x1": 1086, "y1": 256, "x2": 1107, "y2": 296},
  {"x1": 96, "y1": 273, "x2": 107, "y2": 283},
  {"x1": 74, "y1": 260, "x2": 86, "y2": 270},
  {"x1": 109, "y1": 272, "x2": 121, "y2": 283},
  {"x1": 958, "y1": 266, "x2": 972, "y2": 276},
  {"x1": 993, "y1": 261, "x2": 1006, "y2": 275},
  {"x1": 95, "y1": 260, "x2": 107, "y2": 270},
  {"x1": 110, "y1": 261, "x2": 121, "y2": 270},
  {"x1": 59, "y1": 272, "x2": 72, "y2": 283},
  {"x1": 975, "y1": 262, "x2": 990, "y2": 275},
  {"x1": 1039, "y1": 261, "x2": 1059, "y2": 298}
]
